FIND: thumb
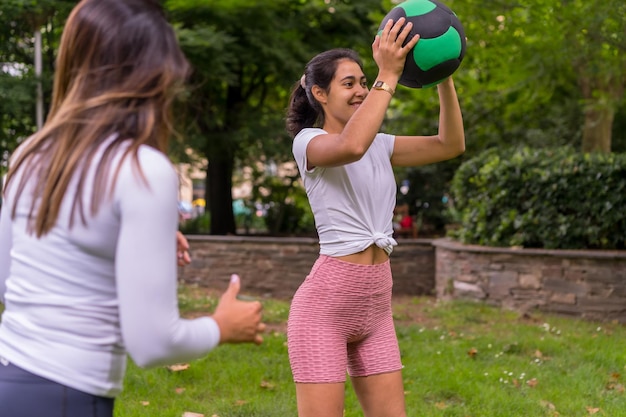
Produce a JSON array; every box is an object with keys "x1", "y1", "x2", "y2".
[
  {"x1": 224, "y1": 273, "x2": 241, "y2": 299},
  {"x1": 372, "y1": 34, "x2": 380, "y2": 48}
]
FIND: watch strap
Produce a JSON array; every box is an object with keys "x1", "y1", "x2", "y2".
[{"x1": 373, "y1": 80, "x2": 395, "y2": 96}]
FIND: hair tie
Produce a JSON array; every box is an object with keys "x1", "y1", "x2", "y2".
[{"x1": 300, "y1": 74, "x2": 306, "y2": 89}]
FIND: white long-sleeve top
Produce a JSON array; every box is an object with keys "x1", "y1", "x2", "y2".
[
  {"x1": 292, "y1": 128, "x2": 398, "y2": 256},
  {"x1": 0, "y1": 136, "x2": 220, "y2": 398}
]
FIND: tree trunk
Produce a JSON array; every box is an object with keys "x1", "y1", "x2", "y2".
[
  {"x1": 205, "y1": 151, "x2": 236, "y2": 235},
  {"x1": 581, "y1": 105, "x2": 614, "y2": 153},
  {"x1": 577, "y1": 72, "x2": 622, "y2": 154}
]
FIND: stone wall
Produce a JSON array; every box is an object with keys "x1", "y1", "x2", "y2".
[
  {"x1": 179, "y1": 235, "x2": 626, "y2": 322},
  {"x1": 179, "y1": 235, "x2": 434, "y2": 300},
  {"x1": 433, "y1": 238, "x2": 626, "y2": 323}
]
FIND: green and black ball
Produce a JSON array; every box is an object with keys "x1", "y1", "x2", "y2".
[{"x1": 378, "y1": 0, "x2": 466, "y2": 88}]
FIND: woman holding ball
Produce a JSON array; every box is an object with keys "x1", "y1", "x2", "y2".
[{"x1": 285, "y1": 16, "x2": 465, "y2": 417}]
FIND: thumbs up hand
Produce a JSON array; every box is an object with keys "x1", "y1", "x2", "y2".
[{"x1": 212, "y1": 274, "x2": 265, "y2": 345}]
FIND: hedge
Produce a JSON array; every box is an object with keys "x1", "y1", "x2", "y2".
[{"x1": 448, "y1": 147, "x2": 626, "y2": 250}]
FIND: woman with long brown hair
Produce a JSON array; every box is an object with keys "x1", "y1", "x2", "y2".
[
  {"x1": 285, "y1": 17, "x2": 465, "y2": 417},
  {"x1": 0, "y1": 1, "x2": 264, "y2": 415}
]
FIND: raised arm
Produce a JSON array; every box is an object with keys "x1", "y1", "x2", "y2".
[
  {"x1": 391, "y1": 77, "x2": 465, "y2": 167},
  {"x1": 305, "y1": 18, "x2": 420, "y2": 169}
]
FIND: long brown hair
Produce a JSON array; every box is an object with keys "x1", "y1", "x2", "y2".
[
  {"x1": 285, "y1": 48, "x2": 362, "y2": 138},
  {"x1": 4, "y1": 0, "x2": 190, "y2": 237}
]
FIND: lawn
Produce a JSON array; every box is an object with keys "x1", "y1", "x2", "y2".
[{"x1": 114, "y1": 284, "x2": 626, "y2": 417}]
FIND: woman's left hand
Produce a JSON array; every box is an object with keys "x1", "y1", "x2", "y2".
[{"x1": 176, "y1": 231, "x2": 191, "y2": 266}]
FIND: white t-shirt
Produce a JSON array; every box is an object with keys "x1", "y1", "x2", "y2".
[
  {"x1": 292, "y1": 128, "x2": 398, "y2": 256},
  {"x1": 0, "y1": 136, "x2": 220, "y2": 398}
]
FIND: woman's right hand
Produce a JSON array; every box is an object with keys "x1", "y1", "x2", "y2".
[
  {"x1": 373, "y1": 17, "x2": 420, "y2": 79},
  {"x1": 212, "y1": 274, "x2": 265, "y2": 345}
]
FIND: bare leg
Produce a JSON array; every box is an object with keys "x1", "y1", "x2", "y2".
[
  {"x1": 351, "y1": 370, "x2": 407, "y2": 417},
  {"x1": 295, "y1": 382, "x2": 345, "y2": 417}
]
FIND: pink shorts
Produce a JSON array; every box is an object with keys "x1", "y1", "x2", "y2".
[{"x1": 287, "y1": 255, "x2": 402, "y2": 383}]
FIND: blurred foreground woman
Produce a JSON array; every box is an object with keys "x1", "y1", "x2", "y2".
[{"x1": 0, "y1": 1, "x2": 264, "y2": 416}]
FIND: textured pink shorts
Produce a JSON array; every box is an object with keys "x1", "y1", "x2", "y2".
[{"x1": 287, "y1": 255, "x2": 402, "y2": 383}]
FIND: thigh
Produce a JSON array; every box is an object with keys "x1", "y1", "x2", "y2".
[
  {"x1": 0, "y1": 360, "x2": 114, "y2": 417},
  {"x1": 347, "y1": 313, "x2": 402, "y2": 378},
  {"x1": 288, "y1": 257, "x2": 363, "y2": 384},
  {"x1": 295, "y1": 382, "x2": 345, "y2": 417},
  {"x1": 351, "y1": 370, "x2": 407, "y2": 417},
  {"x1": 287, "y1": 283, "x2": 350, "y2": 383},
  {"x1": 347, "y1": 263, "x2": 401, "y2": 378}
]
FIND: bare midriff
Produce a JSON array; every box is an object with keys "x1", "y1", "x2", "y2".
[{"x1": 335, "y1": 244, "x2": 389, "y2": 265}]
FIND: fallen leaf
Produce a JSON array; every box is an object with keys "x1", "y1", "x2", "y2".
[
  {"x1": 467, "y1": 347, "x2": 478, "y2": 358},
  {"x1": 175, "y1": 387, "x2": 186, "y2": 394},
  {"x1": 260, "y1": 380, "x2": 276, "y2": 390},
  {"x1": 435, "y1": 401, "x2": 447, "y2": 409},
  {"x1": 586, "y1": 407, "x2": 600, "y2": 415},
  {"x1": 167, "y1": 363, "x2": 190, "y2": 372},
  {"x1": 235, "y1": 400, "x2": 248, "y2": 406},
  {"x1": 527, "y1": 378, "x2": 539, "y2": 388},
  {"x1": 182, "y1": 412, "x2": 204, "y2": 417},
  {"x1": 540, "y1": 400, "x2": 555, "y2": 410},
  {"x1": 140, "y1": 401, "x2": 150, "y2": 406},
  {"x1": 534, "y1": 350, "x2": 543, "y2": 359}
]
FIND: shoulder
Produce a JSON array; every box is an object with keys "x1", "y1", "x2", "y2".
[
  {"x1": 372, "y1": 132, "x2": 395, "y2": 155},
  {"x1": 292, "y1": 128, "x2": 327, "y2": 169},
  {"x1": 375, "y1": 132, "x2": 395, "y2": 143},
  {"x1": 121, "y1": 145, "x2": 174, "y2": 175},
  {"x1": 294, "y1": 128, "x2": 326, "y2": 146},
  {"x1": 135, "y1": 145, "x2": 174, "y2": 173},
  {"x1": 115, "y1": 144, "x2": 177, "y2": 195},
  {"x1": 8, "y1": 134, "x2": 36, "y2": 164}
]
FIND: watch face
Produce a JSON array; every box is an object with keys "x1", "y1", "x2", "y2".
[{"x1": 372, "y1": 81, "x2": 394, "y2": 95}]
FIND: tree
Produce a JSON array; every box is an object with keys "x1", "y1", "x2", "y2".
[
  {"x1": 559, "y1": 1, "x2": 626, "y2": 153},
  {"x1": 3, "y1": 0, "x2": 622, "y2": 235},
  {"x1": 380, "y1": 0, "x2": 626, "y2": 233},
  {"x1": 0, "y1": 0, "x2": 75, "y2": 171},
  {"x1": 451, "y1": 0, "x2": 626, "y2": 153},
  {"x1": 166, "y1": 0, "x2": 384, "y2": 234}
]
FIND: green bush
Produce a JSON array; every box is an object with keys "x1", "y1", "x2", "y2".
[
  {"x1": 448, "y1": 147, "x2": 626, "y2": 249},
  {"x1": 253, "y1": 175, "x2": 316, "y2": 236},
  {"x1": 179, "y1": 213, "x2": 211, "y2": 234},
  {"x1": 401, "y1": 159, "x2": 462, "y2": 235}
]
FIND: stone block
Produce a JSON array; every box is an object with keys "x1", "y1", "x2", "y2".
[
  {"x1": 563, "y1": 269, "x2": 585, "y2": 281},
  {"x1": 549, "y1": 293, "x2": 576, "y2": 305},
  {"x1": 453, "y1": 281, "x2": 486, "y2": 300},
  {"x1": 510, "y1": 288, "x2": 548, "y2": 302},
  {"x1": 578, "y1": 296, "x2": 626, "y2": 312},
  {"x1": 519, "y1": 274, "x2": 541, "y2": 289},
  {"x1": 541, "y1": 303, "x2": 584, "y2": 316},
  {"x1": 541, "y1": 265, "x2": 564, "y2": 279},
  {"x1": 457, "y1": 274, "x2": 478, "y2": 283},
  {"x1": 487, "y1": 270, "x2": 518, "y2": 298},
  {"x1": 543, "y1": 278, "x2": 588, "y2": 296}
]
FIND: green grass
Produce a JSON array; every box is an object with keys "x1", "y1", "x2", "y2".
[{"x1": 33, "y1": 283, "x2": 626, "y2": 417}]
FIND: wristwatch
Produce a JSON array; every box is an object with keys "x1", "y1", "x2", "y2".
[{"x1": 373, "y1": 80, "x2": 394, "y2": 96}]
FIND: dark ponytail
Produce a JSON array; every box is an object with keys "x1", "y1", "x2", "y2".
[{"x1": 285, "y1": 48, "x2": 363, "y2": 138}]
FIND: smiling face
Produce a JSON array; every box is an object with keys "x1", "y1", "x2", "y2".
[{"x1": 312, "y1": 59, "x2": 369, "y2": 133}]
